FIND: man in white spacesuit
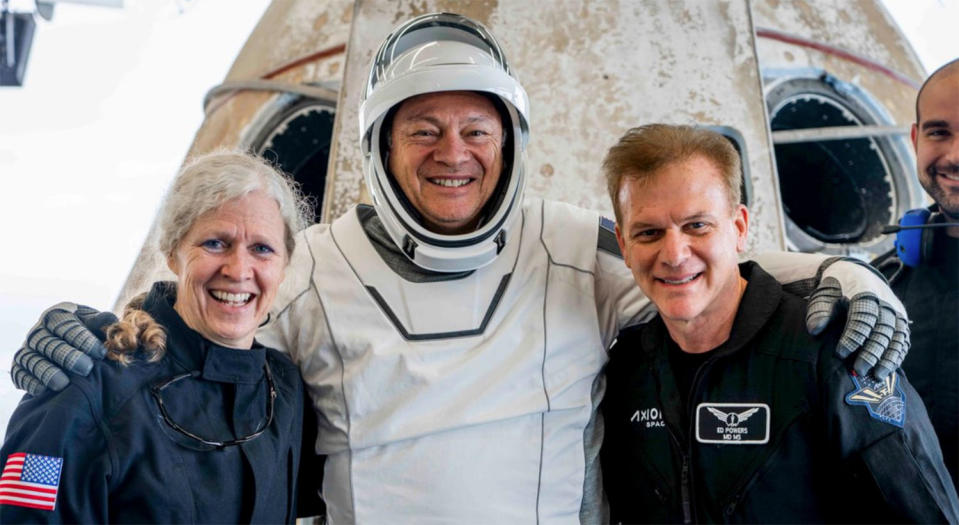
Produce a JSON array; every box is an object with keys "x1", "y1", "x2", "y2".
[{"x1": 14, "y1": 13, "x2": 911, "y2": 524}]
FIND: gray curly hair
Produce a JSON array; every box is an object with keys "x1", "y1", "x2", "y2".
[
  {"x1": 157, "y1": 150, "x2": 311, "y2": 259},
  {"x1": 106, "y1": 151, "x2": 310, "y2": 363}
]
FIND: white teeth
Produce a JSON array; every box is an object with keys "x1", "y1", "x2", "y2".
[
  {"x1": 429, "y1": 178, "x2": 470, "y2": 187},
  {"x1": 211, "y1": 290, "x2": 252, "y2": 304},
  {"x1": 661, "y1": 274, "x2": 698, "y2": 285},
  {"x1": 942, "y1": 173, "x2": 959, "y2": 182}
]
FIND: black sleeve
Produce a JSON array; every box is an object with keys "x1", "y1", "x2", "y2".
[
  {"x1": 296, "y1": 387, "x2": 326, "y2": 519},
  {"x1": 822, "y1": 355, "x2": 959, "y2": 522},
  {"x1": 0, "y1": 387, "x2": 111, "y2": 523}
]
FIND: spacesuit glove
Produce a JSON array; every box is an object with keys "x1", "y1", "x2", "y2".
[
  {"x1": 804, "y1": 259, "x2": 909, "y2": 379},
  {"x1": 11, "y1": 302, "x2": 117, "y2": 394},
  {"x1": 11, "y1": 350, "x2": 67, "y2": 396}
]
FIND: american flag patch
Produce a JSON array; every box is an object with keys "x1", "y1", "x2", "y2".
[{"x1": 0, "y1": 453, "x2": 62, "y2": 511}]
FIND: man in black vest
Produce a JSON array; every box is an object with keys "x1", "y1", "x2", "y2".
[
  {"x1": 601, "y1": 124, "x2": 958, "y2": 523},
  {"x1": 874, "y1": 58, "x2": 959, "y2": 485}
]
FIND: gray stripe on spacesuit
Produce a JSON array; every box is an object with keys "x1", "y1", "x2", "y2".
[
  {"x1": 363, "y1": 273, "x2": 512, "y2": 341},
  {"x1": 538, "y1": 200, "x2": 595, "y2": 276},
  {"x1": 540, "y1": 245, "x2": 553, "y2": 416},
  {"x1": 537, "y1": 200, "x2": 610, "y2": 523},
  {"x1": 299, "y1": 231, "x2": 358, "y2": 522},
  {"x1": 536, "y1": 412, "x2": 545, "y2": 525},
  {"x1": 536, "y1": 209, "x2": 548, "y2": 525},
  {"x1": 534, "y1": 201, "x2": 556, "y2": 524},
  {"x1": 333, "y1": 208, "x2": 525, "y2": 342}
]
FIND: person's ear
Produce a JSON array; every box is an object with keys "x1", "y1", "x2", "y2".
[
  {"x1": 166, "y1": 253, "x2": 180, "y2": 276},
  {"x1": 734, "y1": 204, "x2": 749, "y2": 253}
]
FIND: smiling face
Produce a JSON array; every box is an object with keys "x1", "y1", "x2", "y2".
[
  {"x1": 912, "y1": 69, "x2": 959, "y2": 221},
  {"x1": 167, "y1": 190, "x2": 288, "y2": 349},
  {"x1": 614, "y1": 155, "x2": 748, "y2": 347},
  {"x1": 388, "y1": 91, "x2": 505, "y2": 234}
]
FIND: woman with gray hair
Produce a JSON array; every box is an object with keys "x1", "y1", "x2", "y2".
[{"x1": 0, "y1": 151, "x2": 314, "y2": 523}]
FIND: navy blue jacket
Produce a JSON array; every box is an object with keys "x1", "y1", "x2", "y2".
[
  {"x1": 601, "y1": 262, "x2": 959, "y2": 523},
  {"x1": 0, "y1": 282, "x2": 306, "y2": 523}
]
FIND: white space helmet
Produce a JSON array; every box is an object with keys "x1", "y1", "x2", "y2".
[{"x1": 359, "y1": 12, "x2": 530, "y2": 272}]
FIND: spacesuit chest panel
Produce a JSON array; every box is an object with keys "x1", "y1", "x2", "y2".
[{"x1": 333, "y1": 207, "x2": 522, "y2": 338}]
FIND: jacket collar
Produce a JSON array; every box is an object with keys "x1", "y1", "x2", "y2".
[
  {"x1": 720, "y1": 261, "x2": 783, "y2": 355},
  {"x1": 143, "y1": 281, "x2": 266, "y2": 384}
]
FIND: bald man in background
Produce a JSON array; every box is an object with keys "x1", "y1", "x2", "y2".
[{"x1": 875, "y1": 58, "x2": 959, "y2": 485}]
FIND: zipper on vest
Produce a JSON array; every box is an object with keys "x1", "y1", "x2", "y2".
[
  {"x1": 678, "y1": 351, "x2": 721, "y2": 524},
  {"x1": 680, "y1": 454, "x2": 692, "y2": 524},
  {"x1": 665, "y1": 426, "x2": 693, "y2": 524}
]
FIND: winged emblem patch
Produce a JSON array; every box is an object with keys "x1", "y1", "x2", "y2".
[
  {"x1": 696, "y1": 403, "x2": 770, "y2": 445},
  {"x1": 705, "y1": 407, "x2": 761, "y2": 427}
]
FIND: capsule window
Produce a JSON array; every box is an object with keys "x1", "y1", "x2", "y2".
[
  {"x1": 764, "y1": 72, "x2": 919, "y2": 257},
  {"x1": 247, "y1": 98, "x2": 337, "y2": 224}
]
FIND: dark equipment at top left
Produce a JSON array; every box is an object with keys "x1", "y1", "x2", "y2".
[
  {"x1": 0, "y1": 6, "x2": 36, "y2": 86},
  {"x1": 1, "y1": 0, "x2": 123, "y2": 87}
]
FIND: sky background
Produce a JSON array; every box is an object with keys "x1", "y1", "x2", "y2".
[{"x1": 0, "y1": 0, "x2": 956, "y2": 436}]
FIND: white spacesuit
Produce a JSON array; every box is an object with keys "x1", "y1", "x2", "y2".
[
  {"x1": 248, "y1": 15, "x2": 642, "y2": 523},
  {"x1": 262, "y1": 197, "x2": 643, "y2": 523}
]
